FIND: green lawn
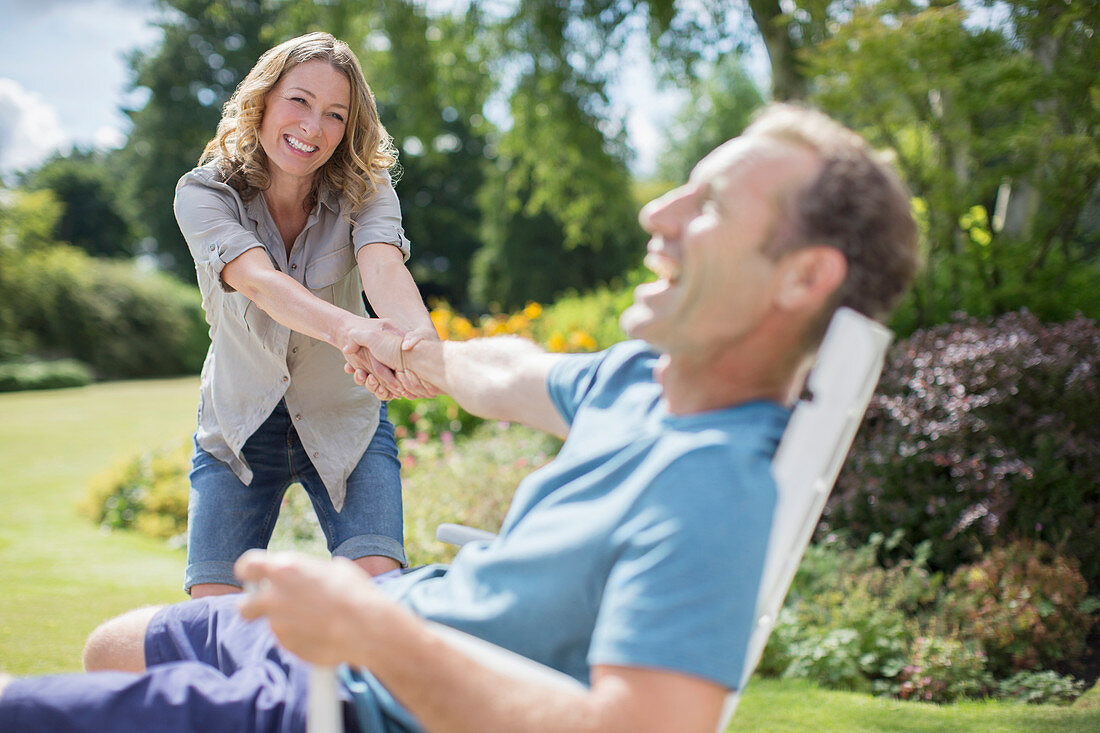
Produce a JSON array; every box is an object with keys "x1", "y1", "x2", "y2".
[
  {"x1": 2, "y1": 379, "x2": 1098, "y2": 731},
  {"x1": 0, "y1": 378, "x2": 198, "y2": 675}
]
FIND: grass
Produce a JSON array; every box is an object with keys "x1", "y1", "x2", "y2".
[
  {"x1": 0, "y1": 377, "x2": 198, "y2": 675},
  {"x1": 731, "y1": 678, "x2": 1100, "y2": 732},
  {"x1": 2, "y1": 379, "x2": 1099, "y2": 731}
]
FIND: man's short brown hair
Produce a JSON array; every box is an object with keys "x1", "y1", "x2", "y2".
[{"x1": 746, "y1": 104, "x2": 920, "y2": 323}]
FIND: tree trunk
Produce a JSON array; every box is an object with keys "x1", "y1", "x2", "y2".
[{"x1": 746, "y1": 0, "x2": 807, "y2": 100}]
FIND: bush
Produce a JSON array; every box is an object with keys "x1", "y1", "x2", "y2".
[
  {"x1": 0, "y1": 359, "x2": 93, "y2": 391},
  {"x1": 881, "y1": 634, "x2": 993, "y2": 703},
  {"x1": 824, "y1": 310, "x2": 1100, "y2": 591},
  {"x1": 761, "y1": 532, "x2": 937, "y2": 694},
  {"x1": 1, "y1": 245, "x2": 208, "y2": 380},
  {"x1": 996, "y1": 670, "x2": 1086, "y2": 706},
  {"x1": 942, "y1": 539, "x2": 1099, "y2": 676},
  {"x1": 79, "y1": 421, "x2": 560, "y2": 570},
  {"x1": 80, "y1": 439, "x2": 191, "y2": 541},
  {"x1": 760, "y1": 533, "x2": 1095, "y2": 703}
]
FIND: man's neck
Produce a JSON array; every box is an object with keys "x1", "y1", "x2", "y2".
[{"x1": 656, "y1": 339, "x2": 810, "y2": 415}]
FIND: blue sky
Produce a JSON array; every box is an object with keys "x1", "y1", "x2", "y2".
[{"x1": 0, "y1": 0, "x2": 163, "y2": 178}]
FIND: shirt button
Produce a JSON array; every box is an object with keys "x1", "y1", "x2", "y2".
[
  {"x1": 313, "y1": 452, "x2": 320, "y2": 459},
  {"x1": 292, "y1": 347, "x2": 299, "y2": 353},
  {"x1": 209, "y1": 245, "x2": 216, "y2": 251},
  {"x1": 291, "y1": 263, "x2": 298, "y2": 270},
  {"x1": 295, "y1": 413, "x2": 302, "y2": 420},
  {"x1": 282, "y1": 376, "x2": 289, "y2": 383}
]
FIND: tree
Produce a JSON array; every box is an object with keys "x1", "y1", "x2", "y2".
[
  {"x1": 21, "y1": 149, "x2": 135, "y2": 258},
  {"x1": 804, "y1": 1, "x2": 1100, "y2": 329},
  {"x1": 658, "y1": 53, "x2": 765, "y2": 184},
  {"x1": 116, "y1": 0, "x2": 279, "y2": 277}
]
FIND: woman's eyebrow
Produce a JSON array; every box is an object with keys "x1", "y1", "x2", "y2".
[{"x1": 286, "y1": 86, "x2": 349, "y2": 109}]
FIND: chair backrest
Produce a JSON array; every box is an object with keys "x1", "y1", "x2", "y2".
[{"x1": 716, "y1": 307, "x2": 893, "y2": 729}]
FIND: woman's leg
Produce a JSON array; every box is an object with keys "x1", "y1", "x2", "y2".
[
  {"x1": 186, "y1": 404, "x2": 296, "y2": 597},
  {"x1": 298, "y1": 404, "x2": 407, "y2": 575}
]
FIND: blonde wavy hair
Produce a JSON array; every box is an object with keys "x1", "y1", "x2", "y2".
[{"x1": 200, "y1": 32, "x2": 397, "y2": 211}]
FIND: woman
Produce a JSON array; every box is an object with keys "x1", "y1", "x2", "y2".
[{"x1": 174, "y1": 32, "x2": 435, "y2": 598}]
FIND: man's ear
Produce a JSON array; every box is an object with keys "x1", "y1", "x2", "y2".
[{"x1": 774, "y1": 246, "x2": 847, "y2": 310}]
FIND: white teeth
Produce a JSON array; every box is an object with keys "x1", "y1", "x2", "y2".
[
  {"x1": 285, "y1": 135, "x2": 318, "y2": 153},
  {"x1": 644, "y1": 251, "x2": 681, "y2": 283}
]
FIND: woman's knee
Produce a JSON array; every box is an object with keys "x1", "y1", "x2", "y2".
[{"x1": 82, "y1": 605, "x2": 164, "y2": 673}]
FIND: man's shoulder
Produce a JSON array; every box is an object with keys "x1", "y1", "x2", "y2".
[{"x1": 570, "y1": 340, "x2": 659, "y2": 391}]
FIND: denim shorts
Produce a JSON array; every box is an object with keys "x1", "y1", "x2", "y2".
[{"x1": 185, "y1": 401, "x2": 406, "y2": 592}]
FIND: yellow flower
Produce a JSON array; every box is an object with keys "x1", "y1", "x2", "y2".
[
  {"x1": 569, "y1": 330, "x2": 598, "y2": 351},
  {"x1": 449, "y1": 316, "x2": 473, "y2": 340},
  {"x1": 522, "y1": 302, "x2": 543, "y2": 320},
  {"x1": 546, "y1": 333, "x2": 568, "y2": 352}
]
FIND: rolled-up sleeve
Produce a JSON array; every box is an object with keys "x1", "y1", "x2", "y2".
[
  {"x1": 174, "y1": 172, "x2": 266, "y2": 291},
  {"x1": 351, "y1": 169, "x2": 411, "y2": 261}
]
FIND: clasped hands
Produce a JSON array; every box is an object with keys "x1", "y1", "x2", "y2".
[{"x1": 341, "y1": 319, "x2": 439, "y2": 401}]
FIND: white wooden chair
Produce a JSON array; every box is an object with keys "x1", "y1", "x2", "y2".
[{"x1": 313, "y1": 307, "x2": 893, "y2": 733}]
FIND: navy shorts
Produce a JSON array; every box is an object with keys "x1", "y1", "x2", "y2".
[{"x1": 0, "y1": 596, "x2": 363, "y2": 733}]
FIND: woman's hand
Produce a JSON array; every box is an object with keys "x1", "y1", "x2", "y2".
[
  {"x1": 344, "y1": 322, "x2": 443, "y2": 400},
  {"x1": 341, "y1": 318, "x2": 410, "y2": 400}
]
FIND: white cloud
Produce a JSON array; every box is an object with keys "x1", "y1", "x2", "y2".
[
  {"x1": 93, "y1": 124, "x2": 127, "y2": 152},
  {"x1": 0, "y1": 78, "x2": 68, "y2": 175}
]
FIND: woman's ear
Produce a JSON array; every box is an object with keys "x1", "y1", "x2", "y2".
[{"x1": 775, "y1": 246, "x2": 847, "y2": 311}]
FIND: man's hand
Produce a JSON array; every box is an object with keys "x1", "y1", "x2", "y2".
[
  {"x1": 236, "y1": 550, "x2": 394, "y2": 668},
  {"x1": 341, "y1": 319, "x2": 413, "y2": 400},
  {"x1": 344, "y1": 324, "x2": 442, "y2": 399}
]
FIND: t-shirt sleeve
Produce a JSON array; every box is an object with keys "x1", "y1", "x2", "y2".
[
  {"x1": 174, "y1": 173, "x2": 266, "y2": 293},
  {"x1": 545, "y1": 350, "x2": 609, "y2": 426},
  {"x1": 351, "y1": 169, "x2": 411, "y2": 261},
  {"x1": 587, "y1": 447, "x2": 776, "y2": 690}
]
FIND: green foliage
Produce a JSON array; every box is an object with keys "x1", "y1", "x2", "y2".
[
  {"x1": 360, "y1": 2, "x2": 493, "y2": 309},
  {"x1": 470, "y1": 66, "x2": 642, "y2": 310},
  {"x1": 529, "y1": 269, "x2": 642, "y2": 351},
  {"x1": 20, "y1": 149, "x2": 136, "y2": 258},
  {"x1": 0, "y1": 188, "x2": 64, "y2": 252},
  {"x1": 826, "y1": 311, "x2": 1100, "y2": 593},
  {"x1": 996, "y1": 671, "x2": 1087, "y2": 706},
  {"x1": 805, "y1": 2, "x2": 1100, "y2": 331},
  {"x1": 386, "y1": 395, "x2": 484, "y2": 444},
  {"x1": 80, "y1": 439, "x2": 192, "y2": 541},
  {"x1": 942, "y1": 540, "x2": 1098, "y2": 677},
  {"x1": 760, "y1": 532, "x2": 936, "y2": 694},
  {"x1": 400, "y1": 422, "x2": 559, "y2": 566},
  {"x1": 761, "y1": 533, "x2": 1094, "y2": 704},
  {"x1": 657, "y1": 53, "x2": 765, "y2": 184},
  {"x1": 116, "y1": 0, "x2": 279, "y2": 276},
  {"x1": 884, "y1": 634, "x2": 993, "y2": 704},
  {"x1": 1, "y1": 244, "x2": 208, "y2": 379},
  {"x1": 0, "y1": 359, "x2": 93, "y2": 392}
]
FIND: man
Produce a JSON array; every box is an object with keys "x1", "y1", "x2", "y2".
[{"x1": 0, "y1": 104, "x2": 917, "y2": 732}]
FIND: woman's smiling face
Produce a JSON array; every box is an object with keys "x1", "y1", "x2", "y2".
[{"x1": 258, "y1": 60, "x2": 351, "y2": 185}]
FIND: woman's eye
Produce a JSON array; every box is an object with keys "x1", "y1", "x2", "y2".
[
  {"x1": 330, "y1": 112, "x2": 345, "y2": 123},
  {"x1": 289, "y1": 96, "x2": 307, "y2": 105}
]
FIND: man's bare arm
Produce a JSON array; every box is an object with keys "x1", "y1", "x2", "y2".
[
  {"x1": 236, "y1": 551, "x2": 726, "y2": 733},
  {"x1": 347, "y1": 328, "x2": 570, "y2": 439}
]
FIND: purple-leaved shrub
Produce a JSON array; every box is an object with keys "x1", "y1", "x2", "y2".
[{"x1": 823, "y1": 310, "x2": 1100, "y2": 590}]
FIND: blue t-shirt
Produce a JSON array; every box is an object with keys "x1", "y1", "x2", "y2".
[{"x1": 344, "y1": 341, "x2": 788, "y2": 731}]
